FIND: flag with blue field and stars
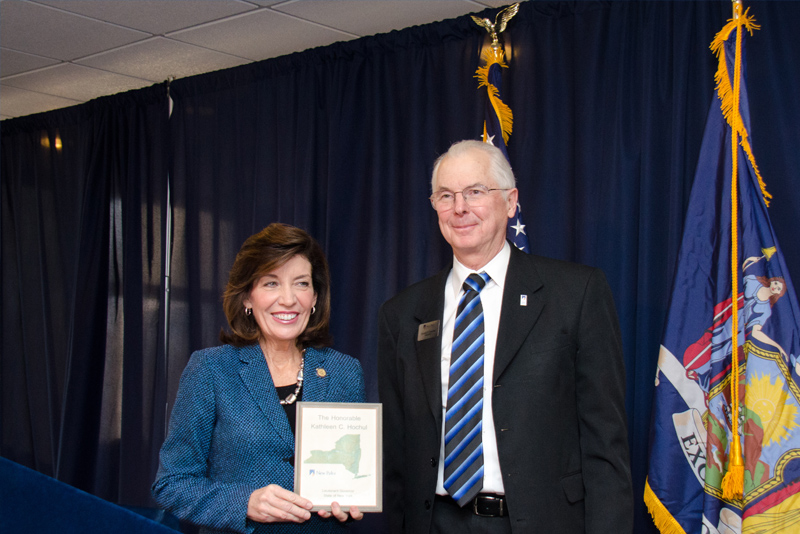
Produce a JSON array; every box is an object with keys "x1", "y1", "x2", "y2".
[{"x1": 473, "y1": 9, "x2": 529, "y2": 253}]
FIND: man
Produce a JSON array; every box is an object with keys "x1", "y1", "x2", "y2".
[{"x1": 377, "y1": 140, "x2": 633, "y2": 533}]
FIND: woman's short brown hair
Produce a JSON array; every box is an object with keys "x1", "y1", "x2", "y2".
[{"x1": 219, "y1": 223, "x2": 332, "y2": 348}]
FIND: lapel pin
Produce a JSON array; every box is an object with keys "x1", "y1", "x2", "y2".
[
  {"x1": 316, "y1": 368, "x2": 327, "y2": 378},
  {"x1": 520, "y1": 295, "x2": 528, "y2": 306}
]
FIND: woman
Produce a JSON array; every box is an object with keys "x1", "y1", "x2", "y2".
[{"x1": 153, "y1": 223, "x2": 365, "y2": 533}]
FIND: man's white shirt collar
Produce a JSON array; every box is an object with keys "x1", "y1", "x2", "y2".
[{"x1": 449, "y1": 241, "x2": 511, "y2": 296}]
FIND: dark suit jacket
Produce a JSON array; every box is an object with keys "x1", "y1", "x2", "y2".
[
  {"x1": 153, "y1": 344, "x2": 365, "y2": 534},
  {"x1": 377, "y1": 246, "x2": 633, "y2": 533}
]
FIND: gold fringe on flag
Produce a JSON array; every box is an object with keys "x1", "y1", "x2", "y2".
[
  {"x1": 710, "y1": 5, "x2": 770, "y2": 206},
  {"x1": 475, "y1": 47, "x2": 514, "y2": 145},
  {"x1": 644, "y1": 478, "x2": 688, "y2": 534}
]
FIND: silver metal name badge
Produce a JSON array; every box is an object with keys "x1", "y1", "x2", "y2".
[{"x1": 417, "y1": 320, "x2": 441, "y2": 341}]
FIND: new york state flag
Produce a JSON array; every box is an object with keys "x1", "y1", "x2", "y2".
[{"x1": 645, "y1": 8, "x2": 800, "y2": 534}]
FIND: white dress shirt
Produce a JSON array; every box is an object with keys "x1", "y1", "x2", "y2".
[{"x1": 435, "y1": 241, "x2": 510, "y2": 496}]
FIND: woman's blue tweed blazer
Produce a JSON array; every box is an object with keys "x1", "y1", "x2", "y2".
[{"x1": 152, "y1": 344, "x2": 366, "y2": 534}]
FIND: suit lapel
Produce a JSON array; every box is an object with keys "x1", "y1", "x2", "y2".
[
  {"x1": 494, "y1": 247, "x2": 544, "y2": 383},
  {"x1": 238, "y1": 344, "x2": 295, "y2": 448},
  {"x1": 414, "y1": 267, "x2": 450, "y2": 427}
]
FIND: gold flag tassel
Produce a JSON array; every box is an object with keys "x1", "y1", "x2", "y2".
[
  {"x1": 475, "y1": 47, "x2": 514, "y2": 145},
  {"x1": 712, "y1": 0, "x2": 760, "y2": 501}
]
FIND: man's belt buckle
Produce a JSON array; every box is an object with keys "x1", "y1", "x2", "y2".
[{"x1": 473, "y1": 494, "x2": 505, "y2": 517}]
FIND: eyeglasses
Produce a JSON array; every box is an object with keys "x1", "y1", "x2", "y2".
[{"x1": 429, "y1": 184, "x2": 510, "y2": 210}]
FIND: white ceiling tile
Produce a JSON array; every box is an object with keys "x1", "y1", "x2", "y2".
[
  {"x1": 0, "y1": 0, "x2": 523, "y2": 119},
  {"x1": 0, "y1": 0, "x2": 149, "y2": 61},
  {"x1": 33, "y1": 0, "x2": 258, "y2": 35},
  {"x1": 2, "y1": 63, "x2": 153, "y2": 102},
  {"x1": 1, "y1": 48, "x2": 60, "y2": 77},
  {"x1": 272, "y1": 0, "x2": 482, "y2": 36},
  {"x1": 169, "y1": 9, "x2": 356, "y2": 61},
  {"x1": 0, "y1": 84, "x2": 83, "y2": 118},
  {"x1": 475, "y1": 0, "x2": 520, "y2": 8},
  {"x1": 77, "y1": 37, "x2": 251, "y2": 83}
]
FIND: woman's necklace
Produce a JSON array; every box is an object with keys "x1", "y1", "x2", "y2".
[{"x1": 279, "y1": 349, "x2": 305, "y2": 405}]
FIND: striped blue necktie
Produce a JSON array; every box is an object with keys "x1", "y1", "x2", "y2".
[{"x1": 444, "y1": 271, "x2": 490, "y2": 506}]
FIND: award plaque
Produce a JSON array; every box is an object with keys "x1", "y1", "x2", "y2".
[{"x1": 294, "y1": 402, "x2": 382, "y2": 512}]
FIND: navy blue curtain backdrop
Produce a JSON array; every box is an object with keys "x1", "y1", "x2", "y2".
[
  {"x1": 3, "y1": 2, "x2": 800, "y2": 534},
  {"x1": 1, "y1": 87, "x2": 170, "y2": 503}
]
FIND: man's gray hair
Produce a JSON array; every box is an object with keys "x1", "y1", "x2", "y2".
[{"x1": 431, "y1": 140, "x2": 516, "y2": 191}]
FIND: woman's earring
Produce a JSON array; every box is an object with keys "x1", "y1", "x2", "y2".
[
  {"x1": 245, "y1": 307, "x2": 252, "y2": 316},
  {"x1": 311, "y1": 306, "x2": 316, "y2": 315}
]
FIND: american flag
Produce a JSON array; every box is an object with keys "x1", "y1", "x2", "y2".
[{"x1": 475, "y1": 44, "x2": 529, "y2": 253}]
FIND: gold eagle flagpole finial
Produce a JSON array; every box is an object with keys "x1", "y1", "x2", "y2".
[{"x1": 471, "y1": 3, "x2": 520, "y2": 51}]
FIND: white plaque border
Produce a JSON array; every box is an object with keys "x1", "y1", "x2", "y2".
[{"x1": 293, "y1": 401, "x2": 383, "y2": 512}]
